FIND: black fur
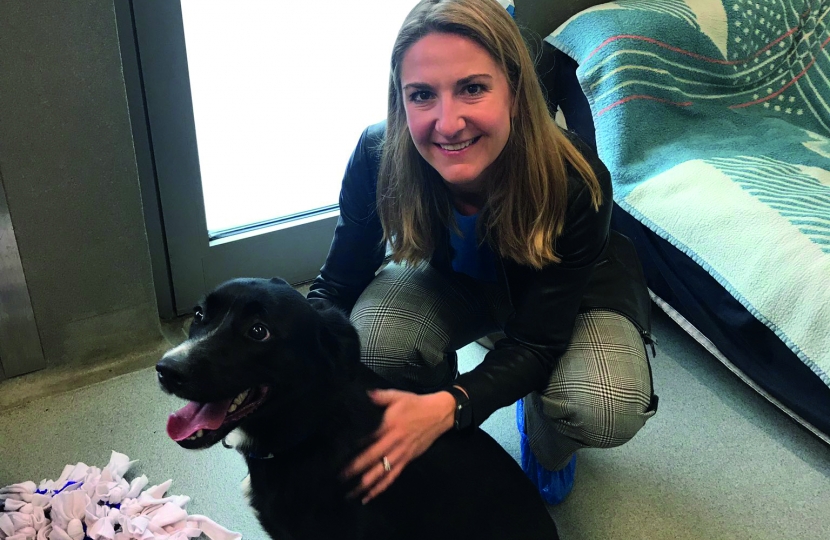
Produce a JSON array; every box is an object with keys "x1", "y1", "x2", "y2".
[{"x1": 156, "y1": 277, "x2": 559, "y2": 540}]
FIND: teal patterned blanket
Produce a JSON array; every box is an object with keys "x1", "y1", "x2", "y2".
[{"x1": 546, "y1": 0, "x2": 830, "y2": 383}]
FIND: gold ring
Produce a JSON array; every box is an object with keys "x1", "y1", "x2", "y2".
[{"x1": 382, "y1": 456, "x2": 392, "y2": 473}]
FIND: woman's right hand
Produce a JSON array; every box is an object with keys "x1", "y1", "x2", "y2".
[{"x1": 341, "y1": 389, "x2": 456, "y2": 504}]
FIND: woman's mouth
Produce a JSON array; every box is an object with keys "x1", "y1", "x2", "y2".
[{"x1": 435, "y1": 136, "x2": 481, "y2": 152}]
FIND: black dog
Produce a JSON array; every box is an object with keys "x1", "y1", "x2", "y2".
[{"x1": 156, "y1": 277, "x2": 560, "y2": 540}]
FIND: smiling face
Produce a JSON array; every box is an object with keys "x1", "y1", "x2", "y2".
[{"x1": 400, "y1": 32, "x2": 514, "y2": 205}]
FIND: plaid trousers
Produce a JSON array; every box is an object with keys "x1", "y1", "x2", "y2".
[{"x1": 351, "y1": 262, "x2": 657, "y2": 471}]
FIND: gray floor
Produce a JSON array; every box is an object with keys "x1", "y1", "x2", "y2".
[{"x1": 1, "y1": 308, "x2": 828, "y2": 539}]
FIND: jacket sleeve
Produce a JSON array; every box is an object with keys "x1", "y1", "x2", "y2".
[
  {"x1": 453, "y1": 139, "x2": 613, "y2": 427},
  {"x1": 307, "y1": 122, "x2": 387, "y2": 314}
]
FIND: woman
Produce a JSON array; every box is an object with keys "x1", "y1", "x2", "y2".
[{"x1": 308, "y1": 0, "x2": 657, "y2": 506}]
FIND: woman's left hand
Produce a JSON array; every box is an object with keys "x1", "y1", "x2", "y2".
[{"x1": 342, "y1": 388, "x2": 456, "y2": 504}]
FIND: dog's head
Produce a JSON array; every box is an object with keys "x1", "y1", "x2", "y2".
[{"x1": 156, "y1": 277, "x2": 351, "y2": 450}]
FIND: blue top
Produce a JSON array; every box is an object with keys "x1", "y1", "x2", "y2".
[{"x1": 449, "y1": 209, "x2": 498, "y2": 282}]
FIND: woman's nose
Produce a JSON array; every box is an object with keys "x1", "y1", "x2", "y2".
[{"x1": 434, "y1": 97, "x2": 465, "y2": 138}]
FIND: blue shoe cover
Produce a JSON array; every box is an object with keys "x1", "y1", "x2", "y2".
[{"x1": 516, "y1": 398, "x2": 576, "y2": 505}]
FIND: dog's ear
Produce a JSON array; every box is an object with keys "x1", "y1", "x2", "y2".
[
  {"x1": 314, "y1": 306, "x2": 361, "y2": 378},
  {"x1": 317, "y1": 324, "x2": 341, "y2": 363},
  {"x1": 307, "y1": 297, "x2": 334, "y2": 313},
  {"x1": 269, "y1": 277, "x2": 290, "y2": 286}
]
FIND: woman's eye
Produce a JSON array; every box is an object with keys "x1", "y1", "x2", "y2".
[
  {"x1": 464, "y1": 84, "x2": 485, "y2": 96},
  {"x1": 193, "y1": 309, "x2": 204, "y2": 324},
  {"x1": 409, "y1": 90, "x2": 433, "y2": 103},
  {"x1": 247, "y1": 323, "x2": 271, "y2": 342}
]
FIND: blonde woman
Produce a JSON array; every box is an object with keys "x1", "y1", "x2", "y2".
[{"x1": 308, "y1": 0, "x2": 658, "y2": 506}]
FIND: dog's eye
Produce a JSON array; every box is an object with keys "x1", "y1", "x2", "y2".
[
  {"x1": 193, "y1": 308, "x2": 205, "y2": 324},
  {"x1": 247, "y1": 323, "x2": 270, "y2": 341}
]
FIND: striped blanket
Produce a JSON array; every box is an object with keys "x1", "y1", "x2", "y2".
[{"x1": 546, "y1": 0, "x2": 830, "y2": 384}]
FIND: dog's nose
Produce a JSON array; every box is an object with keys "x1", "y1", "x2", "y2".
[{"x1": 156, "y1": 357, "x2": 186, "y2": 390}]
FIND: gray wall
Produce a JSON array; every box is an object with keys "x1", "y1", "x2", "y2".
[{"x1": 0, "y1": 0, "x2": 163, "y2": 371}]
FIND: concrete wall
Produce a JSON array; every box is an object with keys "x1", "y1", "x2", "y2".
[{"x1": 0, "y1": 0, "x2": 164, "y2": 380}]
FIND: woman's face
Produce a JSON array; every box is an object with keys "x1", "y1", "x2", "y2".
[{"x1": 400, "y1": 32, "x2": 514, "y2": 198}]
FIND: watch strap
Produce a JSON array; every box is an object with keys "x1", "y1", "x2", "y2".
[{"x1": 445, "y1": 386, "x2": 473, "y2": 430}]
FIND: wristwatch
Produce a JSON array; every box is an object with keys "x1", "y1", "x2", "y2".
[{"x1": 445, "y1": 386, "x2": 473, "y2": 430}]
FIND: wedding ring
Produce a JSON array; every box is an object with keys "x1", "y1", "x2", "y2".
[{"x1": 382, "y1": 455, "x2": 392, "y2": 473}]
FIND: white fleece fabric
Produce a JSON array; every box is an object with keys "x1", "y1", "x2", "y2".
[{"x1": 0, "y1": 452, "x2": 241, "y2": 540}]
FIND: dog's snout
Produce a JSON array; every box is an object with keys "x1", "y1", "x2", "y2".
[
  {"x1": 156, "y1": 356, "x2": 186, "y2": 391},
  {"x1": 157, "y1": 339, "x2": 199, "y2": 391}
]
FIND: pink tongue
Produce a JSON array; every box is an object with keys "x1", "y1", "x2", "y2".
[{"x1": 166, "y1": 399, "x2": 233, "y2": 441}]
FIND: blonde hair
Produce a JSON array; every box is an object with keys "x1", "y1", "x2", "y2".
[{"x1": 377, "y1": 0, "x2": 601, "y2": 269}]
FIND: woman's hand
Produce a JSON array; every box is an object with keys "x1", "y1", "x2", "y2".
[{"x1": 342, "y1": 389, "x2": 456, "y2": 504}]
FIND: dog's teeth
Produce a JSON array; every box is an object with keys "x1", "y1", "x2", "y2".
[
  {"x1": 235, "y1": 390, "x2": 249, "y2": 404},
  {"x1": 185, "y1": 430, "x2": 204, "y2": 441},
  {"x1": 228, "y1": 403, "x2": 238, "y2": 413}
]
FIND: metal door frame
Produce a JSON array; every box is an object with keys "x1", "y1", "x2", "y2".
[
  {"x1": 116, "y1": 0, "x2": 339, "y2": 318},
  {"x1": 0, "y1": 172, "x2": 46, "y2": 381}
]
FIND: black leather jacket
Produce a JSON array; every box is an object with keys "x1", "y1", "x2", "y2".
[{"x1": 308, "y1": 121, "x2": 652, "y2": 427}]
